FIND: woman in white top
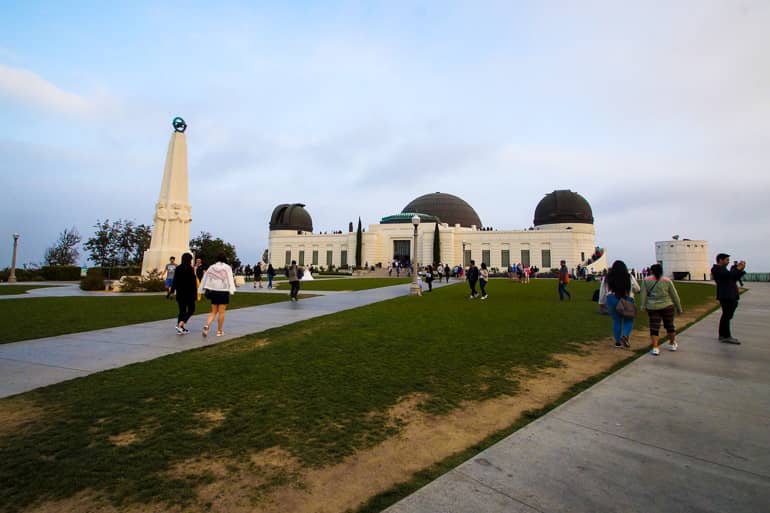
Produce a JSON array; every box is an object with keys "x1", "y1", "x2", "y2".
[{"x1": 198, "y1": 252, "x2": 237, "y2": 337}]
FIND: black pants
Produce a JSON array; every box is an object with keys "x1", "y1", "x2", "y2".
[
  {"x1": 719, "y1": 299, "x2": 739, "y2": 338},
  {"x1": 176, "y1": 296, "x2": 196, "y2": 324},
  {"x1": 469, "y1": 279, "x2": 478, "y2": 297},
  {"x1": 290, "y1": 281, "x2": 300, "y2": 299},
  {"x1": 427, "y1": 278, "x2": 433, "y2": 291}
]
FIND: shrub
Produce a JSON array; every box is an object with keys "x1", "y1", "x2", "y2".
[
  {"x1": 40, "y1": 265, "x2": 82, "y2": 281},
  {"x1": 119, "y1": 270, "x2": 165, "y2": 293},
  {"x1": 80, "y1": 268, "x2": 105, "y2": 291},
  {"x1": 0, "y1": 268, "x2": 44, "y2": 282}
]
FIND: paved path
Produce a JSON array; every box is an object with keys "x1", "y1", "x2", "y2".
[
  {"x1": 385, "y1": 282, "x2": 770, "y2": 513},
  {"x1": 0, "y1": 279, "x2": 452, "y2": 398}
]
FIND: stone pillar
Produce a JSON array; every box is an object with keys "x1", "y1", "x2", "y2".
[{"x1": 141, "y1": 119, "x2": 192, "y2": 276}]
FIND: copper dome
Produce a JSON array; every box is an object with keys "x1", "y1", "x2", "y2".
[
  {"x1": 269, "y1": 203, "x2": 313, "y2": 232},
  {"x1": 533, "y1": 190, "x2": 593, "y2": 226},
  {"x1": 401, "y1": 192, "x2": 482, "y2": 228}
]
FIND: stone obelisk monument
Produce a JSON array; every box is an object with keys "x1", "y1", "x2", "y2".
[{"x1": 141, "y1": 117, "x2": 192, "y2": 275}]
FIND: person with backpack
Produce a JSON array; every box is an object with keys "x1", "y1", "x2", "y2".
[
  {"x1": 639, "y1": 263, "x2": 683, "y2": 355},
  {"x1": 605, "y1": 260, "x2": 641, "y2": 348},
  {"x1": 558, "y1": 260, "x2": 572, "y2": 301}
]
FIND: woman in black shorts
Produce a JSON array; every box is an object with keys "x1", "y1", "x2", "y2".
[{"x1": 197, "y1": 252, "x2": 237, "y2": 337}]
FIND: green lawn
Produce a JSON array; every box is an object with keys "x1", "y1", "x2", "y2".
[
  {"x1": 0, "y1": 294, "x2": 292, "y2": 344},
  {"x1": 276, "y1": 277, "x2": 411, "y2": 291},
  {"x1": 0, "y1": 285, "x2": 57, "y2": 296},
  {"x1": 0, "y1": 281, "x2": 717, "y2": 513}
]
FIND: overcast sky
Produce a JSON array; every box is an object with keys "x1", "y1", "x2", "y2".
[{"x1": 1, "y1": 1, "x2": 769, "y2": 272}]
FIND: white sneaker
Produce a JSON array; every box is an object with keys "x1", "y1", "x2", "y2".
[
  {"x1": 668, "y1": 343, "x2": 678, "y2": 351},
  {"x1": 175, "y1": 326, "x2": 184, "y2": 335},
  {"x1": 481, "y1": 295, "x2": 488, "y2": 300},
  {"x1": 650, "y1": 347, "x2": 660, "y2": 356}
]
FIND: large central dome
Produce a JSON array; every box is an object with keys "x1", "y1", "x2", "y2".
[
  {"x1": 401, "y1": 192, "x2": 482, "y2": 228},
  {"x1": 533, "y1": 190, "x2": 593, "y2": 226}
]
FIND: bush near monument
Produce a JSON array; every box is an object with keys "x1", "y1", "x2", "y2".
[
  {"x1": 43, "y1": 227, "x2": 81, "y2": 266},
  {"x1": 84, "y1": 219, "x2": 151, "y2": 268}
]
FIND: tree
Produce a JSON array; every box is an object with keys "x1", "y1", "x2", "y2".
[
  {"x1": 84, "y1": 219, "x2": 152, "y2": 267},
  {"x1": 355, "y1": 217, "x2": 363, "y2": 268},
  {"x1": 84, "y1": 219, "x2": 118, "y2": 267},
  {"x1": 433, "y1": 222, "x2": 441, "y2": 265},
  {"x1": 44, "y1": 227, "x2": 81, "y2": 266},
  {"x1": 131, "y1": 224, "x2": 152, "y2": 266},
  {"x1": 189, "y1": 231, "x2": 240, "y2": 270}
]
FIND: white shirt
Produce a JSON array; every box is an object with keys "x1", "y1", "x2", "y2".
[{"x1": 198, "y1": 262, "x2": 236, "y2": 294}]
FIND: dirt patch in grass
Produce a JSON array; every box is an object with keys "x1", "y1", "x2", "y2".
[
  {"x1": 0, "y1": 399, "x2": 45, "y2": 437},
  {"x1": 108, "y1": 431, "x2": 139, "y2": 447}
]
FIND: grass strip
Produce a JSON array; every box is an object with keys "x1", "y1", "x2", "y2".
[
  {"x1": 0, "y1": 293, "x2": 291, "y2": 344},
  {"x1": 0, "y1": 285, "x2": 57, "y2": 296},
  {"x1": 274, "y1": 277, "x2": 411, "y2": 291}
]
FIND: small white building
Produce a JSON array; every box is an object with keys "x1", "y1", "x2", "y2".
[
  {"x1": 654, "y1": 239, "x2": 710, "y2": 280},
  {"x1": 268, "y1": 190, "x2": 608, "y2": 273}
]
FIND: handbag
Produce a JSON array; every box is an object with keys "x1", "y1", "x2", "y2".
[{"x1": 616, "y1": 297, "x2": 636, "y2": 319}]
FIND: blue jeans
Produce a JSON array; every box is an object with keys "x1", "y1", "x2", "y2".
[
  {"x1": 606, "y1": 295, "x2": 634, "y2": 342},
  {"x1": 558, "y1": 282, "x2": 571, "y2": 301}
]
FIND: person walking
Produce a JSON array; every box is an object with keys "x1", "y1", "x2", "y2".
[
  {"x1": 479, "y1": 262, "x2": 489, "y2": 299},
  {"x1": 267, "y1": 263, "x2": 275, "y2": 289},
  {"x1": 425, "y1": 264, "x2": 434, "y2": 292},
  {"x1": 170, "y1": 253, "x2": 197, "y2": 335},
  {"x1": 711, "y1": 253, "x2": 746, "y2": 344},
  {"x1": 288, "y1": 260, "x2": 303, "y2": 301},
  {"x1": 467, "y1": 260, "x2": 480, "y2": 299},
  {"x1": 558, "y1": 260, "x2": 572, "y2": 301},
  {"x1": 162, "y1": 256, "x2": 177, "y2": 299},
  {"x1": 198, "y1": 252, "x2": 237, "y2": 337},
  {"x1": 253, "y1": 261, "x2": 263, "y2": 288},
  {"x1": 605, "y1": 260, "x2": 641, "y2": 348},
  {"x1": 194, "y1": 257, "x2": 206, "y2": 301},
  {"x1": 639, "y1": 263, "x2": 683, "y2": 355}
]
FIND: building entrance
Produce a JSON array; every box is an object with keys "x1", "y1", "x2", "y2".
[{"x1": 393, "y1": 240, "x2": 411, "y2": 266}]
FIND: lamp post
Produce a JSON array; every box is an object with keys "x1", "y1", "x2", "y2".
[
  {"x1": 410, "y1": 215, "x2": 421, "y2": 296},
  {"x1": 462, "y1": 240, "x2": 467, "y2": 268},
  {"x1": 8, "y1": 233, "x2": 20, "y2": 283}
]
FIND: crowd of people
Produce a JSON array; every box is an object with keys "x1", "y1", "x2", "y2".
[{"x1": 160, "y1": 248, "x2": 747, "y2": 357}]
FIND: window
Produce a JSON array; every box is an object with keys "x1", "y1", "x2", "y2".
[
  {"x1": 326, "y1": 250, "x2": 333, "y2": 266},
  {"x1": 501, "y1": 250, "x2": 510, "y2": 268},
  {"x1": 482, "y1": 250, "x2": 491, "y2": 267},
  {"x1": 284, "y1": 250, "x2": 291, "y2": 266},
  {"x1": 341, "y1": 250, "x2": 348, "y2": 267},
  {"x1": 541, "y1": 249, "x2": 551, "y2": 268},
  {"x1": 521, "y1": 249, "x2": 530, "y2": 267},
  {"x1": 581, "y1": 251, "x2": 585, "y2": 262},
  {"x1": 312, "y1": 250, "x2": 319, "y2": 265},
  {"x1": 464, "y1": 249, "x2": 471, "y2": 267},
  {"x1": 298, "y1": 250, "x2": 305, "y2": 266}
]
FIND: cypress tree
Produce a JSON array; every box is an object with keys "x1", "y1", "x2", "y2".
[
  {"x1": 433, "y1": 223, "x2": 441, "y2": 265},
  {"x1": 355, "y1": 217, "x2": 363, "y2": 268}
]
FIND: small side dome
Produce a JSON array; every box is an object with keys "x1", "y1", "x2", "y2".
[
  {"x1": 270, "y1": 203, "x2": 313, "y2": 232},
  {"x1": 401, "y1": 192, "x2": 482, "y2": 228},
  {"x1": 533, "y1": 190, "x2": 594, "y2": 226}
]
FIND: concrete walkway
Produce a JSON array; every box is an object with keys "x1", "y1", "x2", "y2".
[
  {"x1": 0, "y1": 279, "x2": 451, "y2": 398},
  {"x1": 385, "y1": 282, "x2": 770, "y2": 513}
]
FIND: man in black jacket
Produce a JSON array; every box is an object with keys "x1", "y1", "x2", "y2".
[
  {"x1": 711, "y1": 253, "x2": 746, "y2": 344},
  {"x1": 467, "y1": 260, "x2": 480, "y2": 299}
]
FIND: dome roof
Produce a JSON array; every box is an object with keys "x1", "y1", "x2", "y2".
[
  {"x1": 533, "y1": 190, "x2": 593, "y2": 226},
  {"x1": 401, "y1": 192, "x2": 482, "y2": 228},
  {"x1": 270, "y1": 203, "x2": 313, "y2": 232}
]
